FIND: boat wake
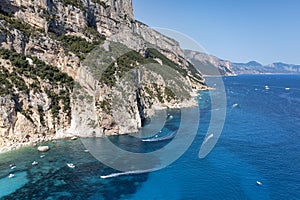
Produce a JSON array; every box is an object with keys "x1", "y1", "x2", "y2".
[
  {"x1": 141, "y1": 131, "x2": 177, "y2": 142},
  {"x1": 203, "y1": 133, "x2": 214, "y2": 144},
  {"x1": 100, "y1": 169, "x2": 152, "y2": 179}
]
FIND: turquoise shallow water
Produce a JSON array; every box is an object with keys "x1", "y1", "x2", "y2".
[{"x1": 0, "y1": 75, "x2": 300, "y2": 199}]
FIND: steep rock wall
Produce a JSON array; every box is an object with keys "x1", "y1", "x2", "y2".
[{"x1": 0, "y1": 0, "x2": 206, "y2": 152}]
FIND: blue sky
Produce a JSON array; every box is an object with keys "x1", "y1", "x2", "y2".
[{"x1": 132, "y1": 0, "x2": 300, "y2": 65}]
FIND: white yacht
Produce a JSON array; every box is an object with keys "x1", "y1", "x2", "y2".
[{"x1": 67, "y1": 163, "x2": 76, "y2": 168}]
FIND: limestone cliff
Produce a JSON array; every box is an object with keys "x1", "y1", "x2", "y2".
[
  {"x1": 184, "y1": 50, "x2": 236, "y2": 76},
  {"x1": 0, "y1": 0, "x2": 206, "y2": 152}
]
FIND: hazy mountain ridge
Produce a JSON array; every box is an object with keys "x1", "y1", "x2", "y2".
[
  {"x1": 232, "y1": 61, "x2": 300, "y2": 74},
  {"x1": 184, "y1": 50, "x2": 300, "y2": 75}
]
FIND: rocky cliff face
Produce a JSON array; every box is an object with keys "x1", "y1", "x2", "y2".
[
  {"x1": 0, "y1": 0, "x2": 206, "y2": 152},
  {"x1": 70, "y1": 42, "x2": 204, "y2": 136},
  {"x1": 184, "y1": 50, "x2": 236, "y2": 76}
]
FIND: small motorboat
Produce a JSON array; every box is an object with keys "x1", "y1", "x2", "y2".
[
  {"x1": 10, "y1": 164, "x2": 16, "y2": 170},
  {"x1": 8, "y1": 174, "x2": 14, "y2": 178},
  {"x1": 167, "y1": 114, "x2": 173, "y2": 120},
  {"x1": 40, "y1": 155, "x2": 45, "y2": 158},
  {"x1": 265, "y1": 85, "x2": 270, "y2": 90},
  {"x1": 32, "y1": 161, "x2": 39, "y2": 166},
  {"x1": 67, "y1": 163, "x2": 76, "y2": 168},
  {"x1": 256, "y1": 181, "x2": 262, "y2": 186},
  {"x1": 285, "y1": 87, "x2": 290, "y2": 91},
  {"x1": 232, "y1": 103, "x2": 239, "y2": 108},
  {"x1": 84, "y1": 149, "x2": 89, "y2": 153},
  {"x1": 71, "y1": 136, "x2": 78, "y2": 140}
]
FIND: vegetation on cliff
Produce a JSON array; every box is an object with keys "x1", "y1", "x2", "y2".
[
  {"x1": 0, "y1": 0, "x2": 205, "y2": 150},
  {"x1": 57, "y1": 35, "x2": 105, "y2": 60},
  {"x1": 101, "y1": 50, "x2": 156, "y2": 87},
  {"x1": 146, "y1": 48, "x2": 204, "y2": 84},
  {"x1": 0, "y1": 48, "x2": 74, "y2": 122}
]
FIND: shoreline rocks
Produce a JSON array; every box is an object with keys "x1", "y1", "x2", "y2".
[{"x1": 37, "y1": 146, "x2": 50, "y2": 152}]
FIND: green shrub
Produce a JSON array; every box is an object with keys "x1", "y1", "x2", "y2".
[
  {"x1": 165, "y1": 87, "x2": 176, "y2": 102},
  {"x1": 101, "y1": 50, "x2": 155, "y2": 86},
  {"x1": 146, "y1": 48, "x2": 203, "y2": 84},
  {"x1": 91, "y1": 0, "x2": 109, "y2": 8},
  {"x1": 98, "y1": 99, "x2": 111, "y2": 114},
  {"x1": 153, "y1": 83, "x2": 164, "y2": 103},
  {"x1": 38, "y1": 105, "x2": 46, "y2": 126},
  {"x1": 61, "y1": 0, "x2": 85, "y2": 10},
  {"x1": 0, "y1": 13, "x2": 34, "y2": 37}
]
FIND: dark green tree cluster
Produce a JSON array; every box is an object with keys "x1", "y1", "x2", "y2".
[
  {"x1": 91, "y1": 0, "x2": 109, "y2": 8},
  {"x1": 58, "y1": 35, "x2": 105, "y2": 60},
  {"x1": 0, "y1": 66, "x2": 14, "y2": 96},
  {"x1": 146, "y1": 48, "x2": 187, "y2": 76},
  {"x1": 61, "y1": 0, "x2": 85, "y2": 10},
  {"x1": 164, "y1": 87, "x2": 176, "y2": 101},
  {"x1": 0, "y1": 12, "x2": 34, "y2": 38},
  {"x1": 37, "y1": 104, "x2": 46, "y2": 126},
  {"x1": 152, "y1": 83, "x2": 164, "y2": 103}
]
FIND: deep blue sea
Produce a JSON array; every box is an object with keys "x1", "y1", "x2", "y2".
[{"x1": 0, "y1": 75, "x2": 300, "y2": 199}]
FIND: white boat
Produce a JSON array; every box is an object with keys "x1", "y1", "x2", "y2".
[
  {"x1": 232, "y1": 103, "x2": 239, "y2": 108},
  {"x1": 8, "y1": 174, "x2": 14, "y2": 178},
  {"x1": 32, "y1": 161, "x2": 39, "y2": 166},
  {"x1": 10, "y1": 165, "x2": 16, "y2": 170},
  {"x1": 71, "y1": 136, "x2": 78, "y2": 140},
  {"x1": 256, "y1": 181, "x2": 262, "y2": 186},
  {"x1": 40, "y1": 155, "x2": 45, "y2": 158},
  {"x1": 67, "y1": 163, "x2": 76, "y2": 168},
  {"x1": 167, "y1": 114, "x2": 173, "y2": 120},
  {"x1": 285, "y1": 87, "x2": 290, "y2": 91},
  {"x1": 265, "y1": 85, "x2": 270, "y2": 90}
]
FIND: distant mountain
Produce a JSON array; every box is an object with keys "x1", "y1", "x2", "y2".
[
  {"x1": 234, "y1": 61, "x2": 263, "y2": 67},
  {"x1": 184, "y1": 50, "x2": 300, "y2": 75},
  {"x1": 184, "y1": 50, "x2": 236, "y2": 76},
  {"x1": 232, "y1": 61, "x2": 300, "y2": 74}
]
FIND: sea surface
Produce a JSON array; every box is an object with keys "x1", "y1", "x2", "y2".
[{"x1": 0, "y1": 75, "x2": 299, "y2": 199}]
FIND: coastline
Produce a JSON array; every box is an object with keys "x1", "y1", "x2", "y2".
[
  {"x1": 203, "y1": 74, "x2": 237, "y2": 77},
  {"x1": 235, "y1": 73, "x2": 300, "y2": 76},
  {"x1": 0, "y1": 89, "x2": 208, "y2": 154}
]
